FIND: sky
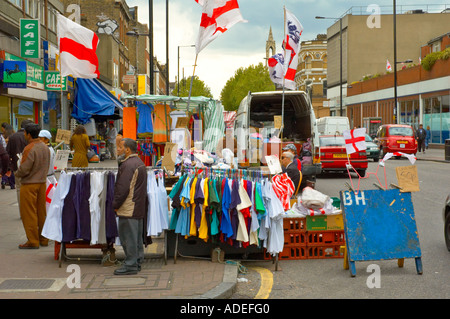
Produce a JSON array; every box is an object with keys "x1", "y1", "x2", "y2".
[{"x1": 125, "y1": 0, "x2": 449, "y2": 100}]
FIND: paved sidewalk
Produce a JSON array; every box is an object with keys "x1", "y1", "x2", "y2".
[
  {"x1": 414, "y1": 145, "x2": 448, "y2": 163},
  {"x1": 0, "y1": 159, "x2": 239, "y2": 299}
]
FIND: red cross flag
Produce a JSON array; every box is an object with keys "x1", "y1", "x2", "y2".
[
  {"x1": 57, "y1": 13, "x2": 100, "y2": 78},
  {"x1": 386, "y1": 59, "x2": 392, "y2": 72},
  {"x1": 343, "y1": 128, "x2": 367, "y2": 155},
  {"x1": 195, "y1": 0, "x2": 247, "y2": 55}
]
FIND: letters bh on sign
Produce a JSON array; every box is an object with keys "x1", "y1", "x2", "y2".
[
  {"x1": 45, "y1": 71, "x2": 67, "y2": 91},
  {"x1": 20, "y1": 19, "x2": 40, "y2": 59}
]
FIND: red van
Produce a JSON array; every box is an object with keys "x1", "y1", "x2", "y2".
[
  {"x1": 375, "y1": 124, "x2": 417, "y2": 157},
  {"x1": 319, "y1": 135, "x2": 368, "y2": 177}
]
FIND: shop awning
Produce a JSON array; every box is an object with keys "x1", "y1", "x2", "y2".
[{"x1": 72, "y1": 78, "x2": 123, "y2": 124}]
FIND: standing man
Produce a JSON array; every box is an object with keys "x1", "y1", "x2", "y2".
[
  {"x1": 7, "y1": 119, "x2": 33, "y2": 215},
  {"x1": 280, "y1": 151, "x2": 301, "y2": 192},
  {"x1": 113, "y1": 138, "x2": 147, "y2": 275},
  {"x1": 415, "y1": 124, "x2": 427, "y2": 154},
  {"x1": 107, "y1": 122, "x2": 117, "y2": 160},
  {"x1": 15, "y1": 124, "x2": 50, "y2": 249}
]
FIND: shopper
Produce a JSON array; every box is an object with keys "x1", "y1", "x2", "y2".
[
  {"x1": 15, "y1": 123, "x2": 50, "y2": 249},
  {"x1": 415, "y1": 124, "x2": 427, "y2": 154},
  {"x1": 282, "y1": 143, "x2": 302, "y2": 171},
  {"x1": 107, "y1": 122, "x2": 117, "y2": 160},
  {"x1": 70, "y1": 125, "x2": 90, "y2": 167},
  {"x1": 38, "y1": 130, "x2": 56, "y2": 177},
  {"x1": 7, "y1": 120, "x2": 33, "y2": 213},
  {"x1": 113, "y1": 138, "x2": 147, "y2": 275},
  {"x1": 1, "y1": 124, "x2": 15, "y2": 189}
]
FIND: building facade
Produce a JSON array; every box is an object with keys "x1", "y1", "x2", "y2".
[
  {"x1": 325, "y1": 5, "x2": 450, "y2": 117},
  {"x1": 296, "y1": 34, "x2": 329, "y2": 119}
]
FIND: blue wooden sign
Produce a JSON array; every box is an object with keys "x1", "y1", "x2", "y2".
[{"x1": 340, "y1": 188, "x2": 422, "y2": 276}]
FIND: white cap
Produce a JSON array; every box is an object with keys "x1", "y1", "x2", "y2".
[{"x1": 38, "y1": 130, "x2": 52, "y2": 140}]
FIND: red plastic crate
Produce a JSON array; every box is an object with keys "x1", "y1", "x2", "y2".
[
  {"x1": 279, "y1": 245, "x2": 307, "y2": 260},
  {"x1": 306, "y1": 245, "x2": 344, "y2": 259},
  {"x1": 306, "y1": 230, "x2": 345, "y2": 246},
  {"x1": 283, "y1": 218, "x2": 306, "y2": 232},
  {"x1": 284, "y1": 231, "x2": 307, "y2": 246}
]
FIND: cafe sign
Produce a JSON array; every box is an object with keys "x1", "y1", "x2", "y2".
[
  {"x1": 20, "y1": 19, "x2": 40, "y2": 59},
  {"x1": 45, "y1": 71, "x2": 67, "y2": 91}
]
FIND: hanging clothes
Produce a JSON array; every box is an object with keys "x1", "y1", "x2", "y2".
[
  {"x1": 137, "y1": 102, "x2": 154, "y2": 134},
  {"x1": 272, "y1": 173, "x2": 295, "y2": 211},
  {"x1": 152, "y1": 103, "x2": 169, "y2": 143},
  {"x1": 89, "y1": 171, "x2": 104, "y2": 245}
]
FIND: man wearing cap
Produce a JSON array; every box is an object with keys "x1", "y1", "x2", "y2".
[
  {"x1": 39, "y1": 130, "x2": 55, "y2": 177},
  {"x1": 282, "y1": 144, "x2": 302, "y2": 171}
]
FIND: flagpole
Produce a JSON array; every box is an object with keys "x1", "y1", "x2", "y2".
[
  {"x1": 281, "y1": 6, "x2": 286, "y2": 141},
  {"x1": 187, "y1": 53, "x2": 198, "y2": 113}
]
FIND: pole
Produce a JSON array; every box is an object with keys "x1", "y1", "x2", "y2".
[
  {"x1": 149, "y1": 0, "x2": 154, "y2": 94},
  {"x1": 339, "y1": 18, "x2": 343, "y2": 116},
  {"x1": 177, "y1": 46, "x2": 180, "y2": 96},
  {"x1": 166, "y1": 0, "x2": 169, "y2": 95},
  {"x1": 187, "y1": 54, "x2": 198, "y2": 112},
  {"x1": 393, "y1": 0, "x2": 398, "y2": 124},
  {"x1": 281, "y1": 6, "x2": 286, "y2": 140}
]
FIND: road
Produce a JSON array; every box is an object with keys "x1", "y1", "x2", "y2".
[{"x1": 231, "y1": 159, "x2": 450, "y2": 299}]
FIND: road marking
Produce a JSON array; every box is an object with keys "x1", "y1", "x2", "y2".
[{"x1": 250, "y1": 267, "x2": 273, "y2": 299}]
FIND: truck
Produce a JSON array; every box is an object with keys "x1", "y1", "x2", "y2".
[
  {"x1": 234, "y1": 90, "x2": 322, "y2": 186},
  {"x1": 316, "y1": 116, "x2": 350, "y2": 136}
]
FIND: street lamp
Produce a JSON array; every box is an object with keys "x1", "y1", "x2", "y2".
[
  {"x1": 316, "y1": 15, "x2": 343, "y2": 116},
  {"x1": 126, "y1": 29, "x2": 150, "y2": 95},
  {"x1": 177, "y1": 45, "x2": 195, "y2": 96}
]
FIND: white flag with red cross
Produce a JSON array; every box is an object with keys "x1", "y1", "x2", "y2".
[
  {"x1": 386, "y1": 59, "x2": 392, "y2": 72},
  {"x1": 343, "y1": 128, "x2": 367, "y2": 155},
  {"x1": 194, "y1": 0, "x2": 247, "y2": 55}
]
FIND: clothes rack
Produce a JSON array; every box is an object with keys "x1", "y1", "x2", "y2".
[{"x1": 51, "y1": 167, "x2": 168, "y2": 267}]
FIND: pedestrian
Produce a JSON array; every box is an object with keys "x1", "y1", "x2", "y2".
[
  {"x1": 15, "y1": 123, "x2": 50, "y2": 249},
  {"x1": 38, "y1": 130, "x2": 56, "y2": 177},
  {"x1": 415, "y1": 124, "x2": 427, "y2": 154},
  {"x1": 113, "y1": 138, "x2": 147, "y2": 275},
  {"x1": 1, "y1": 124, "x2": 15, "y2": 189},
  {"x1": 425, "y1": 125, "x2": 431, "y2": 149},
  {"x1": 6, "y1": 119, "x2": 33, "y2": 213},
  {"x1": 107, "y1": 122, "x2": 117, "y2": 160},
  {"x1": 116, "y1": 129, "x2": 124, "y2": 163},
  {"x1": 0, "y1": 133, "x2": 9, "y2": 188},
  {"x1": 70, "y1": 125, "x2": 90, "y2": 167}
]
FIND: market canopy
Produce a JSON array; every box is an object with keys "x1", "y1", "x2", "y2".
[
  {"x1": 72, "y1": 78, "x2": 124, "y2": 124},
  {"x1": 125, "y1": 94, "x2": 225, "y2": 153}
]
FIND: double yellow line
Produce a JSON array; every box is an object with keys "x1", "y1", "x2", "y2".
[{"x1": 250, "y1": 267, "x2": 273, "y2": 299}]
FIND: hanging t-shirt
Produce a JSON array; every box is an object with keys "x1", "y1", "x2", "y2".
[{"x1": 137, "y1": 102, "x2": 154, "y2": 134}]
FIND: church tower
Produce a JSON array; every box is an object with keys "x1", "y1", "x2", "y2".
[{"x1": 265, "y1": 27, "x2": 276, "y2": 67}]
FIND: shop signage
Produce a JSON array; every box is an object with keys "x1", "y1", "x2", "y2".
[
  {"x1": 122, "y1": 75, "x2": 136, "y2": 84},
  {"x1": 20, "y1": 19, "x2": 40, "y2": 59},
  {"x1": 2, "y1": 52, "x2": 44, "y2": 90},
  {"x1": 45, "y1": 71, "x2": 67, "y2": 91},
  {"x1": 0, "y1": 60, "x2": 27, "y2": 88}
]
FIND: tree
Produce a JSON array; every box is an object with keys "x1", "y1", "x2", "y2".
[
  {"x1": 173, "y1": 75, "x2": 213, "y2": 98},
  {"x1": 220, "y1": 62, "x2": 275, "y2": 111}
]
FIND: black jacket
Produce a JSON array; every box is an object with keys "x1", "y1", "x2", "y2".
[{"x1": 283, "y1": 162, "x2": 300, "y2": 192}]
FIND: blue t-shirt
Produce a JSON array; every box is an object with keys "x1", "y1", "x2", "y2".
[{"x1": 137, "y1": 102, "x2": 154, "y2": 134}]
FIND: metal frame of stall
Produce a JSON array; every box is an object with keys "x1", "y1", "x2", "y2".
[{"x1": 56, "y1": 166, "x2": 168, "y2": 268}]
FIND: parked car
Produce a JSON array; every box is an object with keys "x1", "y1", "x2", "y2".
[
  {"x1": 319, "y1": 135, "x2": 368, "y2": 177},
  {"x1": 365, "y1": 134, "x2": 380, "y2": 162},
  {"x1": 375, "y1": 124, "x2": 417, "y2": 157},
  {"x1": 444, "y1": 193, "x2": 450, "y2": 251}
]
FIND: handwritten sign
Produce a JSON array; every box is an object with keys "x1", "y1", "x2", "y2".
[
  {"x1": 395, "y1": 165, "x2": 419, "y2": 192},
  {"x1": 161, "y1": 142, "x2": 177, "y2": 173},
  {"x1": 54, "y1": 150, "x2": 71, "y2": 171},
  {"x1": 265, "y1": 155, "x2": 282, "y2": 175},
  {"x1": 274, "y1": 116, "x2": 282, "y2": 129},
  {"x1": 55, "y1": 129, "x2": 71, "y2": 144},
  {"x1": 175, "y1": 117, "x2": 189, "y2": 128}
]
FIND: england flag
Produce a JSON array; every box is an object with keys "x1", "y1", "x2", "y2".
[{"x1": 343, "y1": 128, "x2": 367, "y2": 155}]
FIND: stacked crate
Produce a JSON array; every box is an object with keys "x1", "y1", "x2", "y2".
[{"x1": 265, "y1": 198, "x2": 346, "y2": 260}]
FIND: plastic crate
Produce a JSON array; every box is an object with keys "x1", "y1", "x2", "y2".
[
  {"x1": 306, "y1": 245, "x2": 344, "y2": 259},
  {"x1": 284, "y1": 231, "x2": 307, "y2": 246},
  {"x1": 326, "y1": 214, "x2": 344, "y2": 230},
  {"x1": 306, "y1": 230, "x2": 345, "y2": 246},
  {"x1": 283, "y1": 218, "x2": 306, "y2": 232},
  {"x1": 279, "y1": 245, "x2": 307, "y2": 260},
  {"x1": 306, "y1": 215, "x2": 327, "y2": 231}
]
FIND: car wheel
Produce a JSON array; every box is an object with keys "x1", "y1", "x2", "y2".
[
  {"x1": 357, "y1": 169, "x2": 366, "y2": 177},
  {"x1": 445, "y1": 212, "x2": 450, "y2": 252},
  {"x1": 373, "y1": 157, "x2": 379, "y2": 162}
]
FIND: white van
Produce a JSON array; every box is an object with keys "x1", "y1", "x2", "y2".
[
  {"x1": 234, "y1": 90, "x2": 322, "y2": 184},
  {"x1": 316, "y1": 116, "x2": 350, "y2": 136}
]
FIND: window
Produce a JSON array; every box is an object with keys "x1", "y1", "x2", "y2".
[
  {"x1": 305, "y1": 55, "x2": 312, "y2": 69},
  {"x1": 8, "y1": 0, "x2": 22, "y2": 8},
  {"x1": 47, "y1": 5, "x2": 57, "y2": 31}
]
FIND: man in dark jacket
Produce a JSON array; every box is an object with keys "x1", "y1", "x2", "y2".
[
  {"x1": 6, "y1": 119, "x2": 33, "y2": 214},
  {"x1": 113, "y1": 138, "x2": 147, "y2": 275},
  {"x1": 281, "y1": 151, "x2": 301, "y2": 192}
]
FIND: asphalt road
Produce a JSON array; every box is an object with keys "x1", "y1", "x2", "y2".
[{"x1": 232, "y1": 159, "x2": 450, "y2": 299}]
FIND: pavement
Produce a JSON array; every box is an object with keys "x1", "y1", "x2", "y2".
[{"x1": 0, "y1": 146, "x2": 447, "y2": 300}]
